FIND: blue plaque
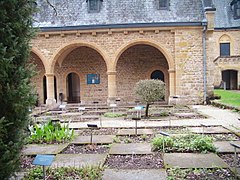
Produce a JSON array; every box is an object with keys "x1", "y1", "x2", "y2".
[
  {"x1": 134, "y1": 106, "x2": 144, "y2": 110},
  {"x1": 33, "y1": 154, "x2": 55, "y2": 166},
  {"x1": 87, "y1": 74, "x2": 100, "y2": 84}
]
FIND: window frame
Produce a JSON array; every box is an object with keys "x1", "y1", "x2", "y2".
[
  {"x1": 87, "y1": 0, "x2": 101, "y2": 13},
  {"x1": 157, "y1": 0, "x2": 170, "y2": 10},
  {"x1": 220, "y1": 42, "x2": 231, "y2": 57}
]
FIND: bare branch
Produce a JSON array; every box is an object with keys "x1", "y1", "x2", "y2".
[{"x1": 46, "y1": 0, "x2": 57, "y2": 16}]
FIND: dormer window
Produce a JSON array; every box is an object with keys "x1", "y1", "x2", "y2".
[
  {"x1": 231, "y1": 0, "x2": 240, "y2": 19},
  {"x1": 157, "y1": 0, "x2": 169, "y2": 10},
  {"x1": 87, "y1": 0, "x2": 102, "y2": 13}
]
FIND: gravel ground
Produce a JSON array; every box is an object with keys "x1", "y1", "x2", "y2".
[
  {"x1": 61, "y1": 144, "x2": 109, "y2": 154},
  {"x1": 104, "y1": 153, "x2": 163, "y2": 169}
]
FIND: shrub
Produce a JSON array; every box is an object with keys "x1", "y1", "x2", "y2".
[
  {"x1": 0, "y1": 1, "x2": 37, "y2": 179},
  {"x1": 28, "y1": 121, "x2": 74, "y2": 144},
  {"x1": 134, "y1": 79, "x2": 165, "y2": 117}
]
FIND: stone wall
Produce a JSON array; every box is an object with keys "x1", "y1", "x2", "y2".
[
  {"x1": 206, "y1": 30, "x2": 240, "y2": 90},
  {"x1": 30, "y1": 26, "x2": 208, "y2": 105}
]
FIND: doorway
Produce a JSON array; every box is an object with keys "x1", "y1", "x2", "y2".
[
  {"x1": 66, "y1": 73, "x2": 80, "y2": 103},
  {"x1": 222, "y1": 70, "x2": 238, "y2": 90}
]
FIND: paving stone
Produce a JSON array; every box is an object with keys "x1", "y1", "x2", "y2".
[
  {"x1": 71, "y1": 135, "x2": 115, "y2": 144},
  {"x1": 51, "y1": 154, "x2": 107, "y2": 167},
  {"x1": 214, "y1": 141, "x2": 240, "y2": 153},
  {"x1": 173, "y1": 113, "x2": 197, "y2": 118},
  {"x1": 102, "y1": 169, "x2": 167, "y2": 180},
  {"x1": 109, "y1": 143, "x2": 152, "y2": 155},
  {"x1": 189, "y1": 126, "x2": 230, "y2": 134},
  {"x1": 117, "y1": 128, "x2": 154, "y2": 135},
  {"x1": 164, "y1": 153, "x2": 229, "y2": 168},
  {"x1": 22, "y1": 144, "x2": 69, "y2": 155}
]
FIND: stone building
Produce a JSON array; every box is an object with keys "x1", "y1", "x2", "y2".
[{"x1": 30, "y1": 0, "x2": 240, "y2": 107}]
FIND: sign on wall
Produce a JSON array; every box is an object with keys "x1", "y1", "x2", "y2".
[{"x1": 87, "y1": 74, "x2": 100, "y2": 84}]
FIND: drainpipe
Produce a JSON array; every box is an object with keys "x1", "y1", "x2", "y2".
[{"x1": 202, "y1": 18, "x2": 207, "y2": 104}]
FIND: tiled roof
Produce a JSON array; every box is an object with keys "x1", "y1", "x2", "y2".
[
  {"x1": 213, "y1": 0, "x2": 240, "y2": 28},
  {"x1": 33, "y1": 0, "x2": 204, "y2": 28}
]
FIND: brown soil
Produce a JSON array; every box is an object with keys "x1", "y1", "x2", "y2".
[
  {"x1": 61, "y1": 144, "x2": 109, "y2": 154},
  {"x1": 104, "y1": 153, "x2": 164, "y2": 169}
]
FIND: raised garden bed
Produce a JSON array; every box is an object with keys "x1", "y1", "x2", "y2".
[{"x1": 104, "y1": 153, "x2": 163, "y2": 169}]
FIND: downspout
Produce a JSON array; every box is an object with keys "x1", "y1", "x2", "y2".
[{"x1": 202, "y1": 18, "x2": 207, "y2": 104}]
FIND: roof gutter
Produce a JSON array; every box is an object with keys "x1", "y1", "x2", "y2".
[{"x1": 37, "y1": 22, "x2": 203, "y2": 32}]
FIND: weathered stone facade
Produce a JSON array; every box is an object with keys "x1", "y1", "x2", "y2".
[{"x1": 30, "y1": 0, "x2": 240, "y2": 106}]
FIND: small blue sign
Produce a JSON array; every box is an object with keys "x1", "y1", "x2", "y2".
[
  {"x1": 33, "y1": 154, "x2": 55, "y2": 166},
  {"x1": 87, "y1": 74, "x2": 100, "y2": 84},
  {"x1": 134, "y1": 106, "x2": 144, "y2": 110}
]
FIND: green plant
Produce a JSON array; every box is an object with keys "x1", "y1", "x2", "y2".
[
  {"x1": 103, "y1": 112, "x2": 125, "y2": 118},
  {"x1": 113, "y1": 136, "x2": 120, "y2": 143},
  {"x1": 23, "y1": 166, "x2": 104, "y2": 180},
  {"x1": 152, "y1": 134, "x2": 216, "y2": 153},
  {"x1": 160, "y1": 111, "x2": 169, "y2": 117},
  {"x1": 123, "y1": 137, "x2": 132, "y2": 143},
  {"x1": 28, "y1": 121, "x2": 74, "y2": 144},
  {"x1": 134, "y1": 79, "x2": 165, "y2": 117},
  {"x1": 140, "y1": 134, "x2": 148, "y2": 141},
  {"x1": 152, "y1": 136, "x2": 174, "y2": 151},
  {"x1": 190, "y1": 135, "x2": 216, "y2": 153}
]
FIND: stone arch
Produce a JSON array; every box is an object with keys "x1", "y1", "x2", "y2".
[
  {"x1": 50, "y1": 41, "x2": 109, "y2": 73},
  {"x1": 113, "y1": 39, "x2": 174, "y2": 71},
  {"x1": 219, "y1": 34, "x2": 231, "y2": 43},
  {"x1": 31, "y1": 47, "x2": 48, "y2": 73}
]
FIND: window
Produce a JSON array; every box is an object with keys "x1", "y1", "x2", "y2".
[
  {"x1": 231, "y1": 0, "x2": 240, "y2": 19},
  {"x1": 87, "y1": 0, "x2": 102, "y2": 13},
  {"x1": 151, "y1": 70, "x2": 165, "y2": 82},
  {"x1": 220, "y1": 43, "x2": 230, "y2": 56},
  {"x1": 157, "y1": 0, "x2": 169, "y2": 10}
]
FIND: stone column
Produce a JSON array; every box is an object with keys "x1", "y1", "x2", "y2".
[
  {"x1": 45, "y1": 73, "x2": 56, "y2": 107},
  {"x1": 168, "y1": 69, "x2": 177, "y2": 104},
  {"x1": 107, "y1": 71, "x2": 117, "y2": 104}
]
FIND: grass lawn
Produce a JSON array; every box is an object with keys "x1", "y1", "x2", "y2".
[{"x1": 214, "y1": 89, "x2": 240, "y2": 107}]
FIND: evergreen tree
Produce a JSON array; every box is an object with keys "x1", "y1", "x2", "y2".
[{"x1": 0, "y1": 1, "x2": 36, "y2": 179}]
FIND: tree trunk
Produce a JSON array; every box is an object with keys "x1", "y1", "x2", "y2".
[{"x1": 145, "y1": 103, "x2": 150, "y2": 117}]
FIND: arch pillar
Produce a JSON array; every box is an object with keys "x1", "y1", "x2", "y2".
[
  {"x1": 45, "y1": 73, "x2": 56, "y2": 107},
  {"x1": 107, "y1": 71, "x2": 117, "y2": 104},
  {"x1": 168, "y1": 69, "x2": 177, "y2": 104}
]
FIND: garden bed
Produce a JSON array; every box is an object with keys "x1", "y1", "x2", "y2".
[
  {"x1": 61, "y1": 144, "x2": 109, "y2": 154},
  {"x1": 113, "y1": 135, "x2": 154, "y2": 143},
  {"x1": 104, "y1": 153, "x2": 163, "y2": 169},
  {"x1": 20, "y1": 156, "x2": 35, "y2": 169},
  {"x1": 218, "y1": 153, "x2": 240, "y2": 167},
  {"x1": 167, "y1": 168, "x2": 234, "y2": 179},
  {"x1": 77, "y1": 128, "x2": 118, "y2": 136}
]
